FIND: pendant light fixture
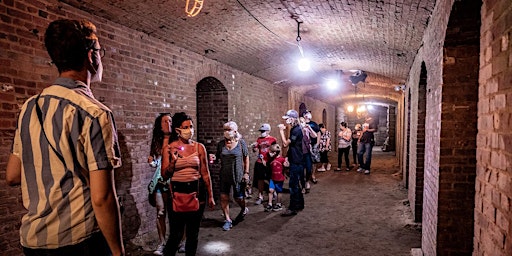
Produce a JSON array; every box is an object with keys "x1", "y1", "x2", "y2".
[
  {"x1": 296, "y1": 20, "x2": 310, "y2": 72},
  {"x1": 185, "y1": 0, "x2": 204, "y2": 17}
]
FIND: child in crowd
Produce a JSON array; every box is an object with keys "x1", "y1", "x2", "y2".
[
  {"x1": 263, "y1": 144, "x2": 287, "y2": 212},
  {"x1": 251, "y1": 123, "x2": 277, "y2": 205}
]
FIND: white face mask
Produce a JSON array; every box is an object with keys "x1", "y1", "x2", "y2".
[
  {"x1": 89, "y1": 50, "x2": 103, "y2": 83},
  {"x1": 260, "y1": 131, "x2": 268, "y2": 137},
  {"x1": 178, "y1": 128, "x2": 194, "y2": 140},
  {"x1": 269, "y1": 152, "x2": 276, "y2": 158},
  {"x1": 224, "y1": 130, "x2": 236, "y2": 139},
  {"x1": 286, "y1": 118, "x2": 294, "y2": 124}
]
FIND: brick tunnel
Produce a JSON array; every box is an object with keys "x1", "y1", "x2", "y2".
[{"x1": 1, "y1": 0, "x2": 511, "y2": 255}]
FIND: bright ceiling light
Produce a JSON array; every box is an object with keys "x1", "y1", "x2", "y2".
[
  {"x1": 298, "y1": 58, "x2": 310, "y2": 72},
  {"x1": 347, "y1": 105, "x2": 354, "y2": 112},
  {"x1": 326, "y1": 79, "x2": 338, "y2": 90}
]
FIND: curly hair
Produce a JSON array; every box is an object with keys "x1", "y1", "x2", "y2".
[
  {"x1": 149, "y1": 113, "x2": 172, "y2": 157},
  {"x1": 44, "y1": 19, "x2": 98, "y2": 73}
]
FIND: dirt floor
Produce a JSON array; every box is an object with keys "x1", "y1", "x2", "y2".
[{"x1": 126, "y1": 149, "x2": 422, "y2": 256}]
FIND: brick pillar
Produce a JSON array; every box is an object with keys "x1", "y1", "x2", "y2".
[
  {"x1": 475, "y1": 0, "x2": 512, "y2": 255},
  {"x1": 436, "y1": 1, "x2": 480, "y2": 254},
  {"x1": 386, "y1": 105, "x2": 396, "y2": 152},
  {"x1": 414, "y1": 63, "x2": 427, "y2": 222}
]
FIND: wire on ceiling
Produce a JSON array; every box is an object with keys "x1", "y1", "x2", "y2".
[{"x1": 235, "y1": 0, "x2": 296, "y2": 46}]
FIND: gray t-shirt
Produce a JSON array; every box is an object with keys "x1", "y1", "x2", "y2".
[{"x1": 216, "y1": 139, "x2": 248, "y2": 184}]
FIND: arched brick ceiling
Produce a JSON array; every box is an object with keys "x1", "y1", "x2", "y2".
[{"x1": 61, "y1": 0, "x2": 435, "y2": 106}]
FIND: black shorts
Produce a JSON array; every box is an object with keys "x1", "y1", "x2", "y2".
[
  {"x1": 320, "y1": 151, "x2": 329, "y2": 163},
  {"x1": 254, "y1": 161, "x2": 268, "y2": 180}
]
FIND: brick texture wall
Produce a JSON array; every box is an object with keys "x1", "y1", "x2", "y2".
[
  {"x1": 475, "y1": 0, "x2": 512, "y2": 255},
  {"x1": 0, "y1": 0, "x2": 299, "y2": 253},
  {"x1": 406, "y1": 0, "x2": 481, "y2": 255},
  {"x1": 407, "y1": 62, "x2": 427, "y2": 223},
  {"x1": 407, "y1": 0, "x2": 453, "y2": 255}
]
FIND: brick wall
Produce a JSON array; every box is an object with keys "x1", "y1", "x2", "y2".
[
  {"x1": 406, "y1": 0, "x2": 481, "y2": 255},
  {"x1": 475, "y1": 0, "x2": 512, "y2": 255},
  {"x1": 408, "y1": 0, "x2": 454, "y2": 254},
  {"x1": 0, "y1": 0, "x2": 297, "y2": 253},
  {"x1": 406, "y1": 62, "x2": 427, "y2": 223}
]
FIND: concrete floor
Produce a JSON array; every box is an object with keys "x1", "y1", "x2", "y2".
[{"x1": 127, "y1": 149, "x2": 422, "y2": 256}]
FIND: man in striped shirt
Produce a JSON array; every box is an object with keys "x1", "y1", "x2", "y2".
[{"x1": 6, "y1": 19, "x2": 124, "y2": 256}]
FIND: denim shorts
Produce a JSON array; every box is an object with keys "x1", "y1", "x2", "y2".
[{"x1": 269, "y1": 179, "x2": 284, "y2": 193}]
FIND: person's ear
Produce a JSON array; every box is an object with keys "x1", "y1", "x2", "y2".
[{"x1": 85, "y1": 49, "x2": 97, "y2": 72}]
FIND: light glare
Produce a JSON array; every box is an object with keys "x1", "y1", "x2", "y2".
[
  {"x1": 203, "y1": 241, "x2": 231, "y2": 254},
  {"x1": 298, "y1": 58, "x2": 311, "y2": 71},
  {"x1": 326, "y1": 79, "x2": 338, "y2": 90}
]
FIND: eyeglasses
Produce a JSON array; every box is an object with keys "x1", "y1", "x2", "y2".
[{"x1": 91, "y1": 47, "x2": 106, "y2": 58}]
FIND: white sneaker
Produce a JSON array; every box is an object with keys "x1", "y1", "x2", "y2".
[
  {"x1": 178, "y1": 241, "x2": 186, "y2": 253},
  {"x1": 364, "y1": 170, "x2": 370, "y2": 175},
  {"x1": 357, "y1": 168, "x2": 364, "y2": 173},
  {"x1": 154, "y1": 244, "x2": 165, "y2": 255},
  {"x1": 326, "y1": 163, "x2": 331, "y2": 171},
  {"x1": 317, "y1": 168, "x2": 326, "y2": 172}
]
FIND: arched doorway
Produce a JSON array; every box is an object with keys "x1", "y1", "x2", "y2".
[{"x1": 196, "y1": 76, "x2": 228, "y2": 198}]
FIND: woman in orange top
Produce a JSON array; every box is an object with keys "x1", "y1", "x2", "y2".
[{"x1": 161, "y1": 112, "x2": 215, "y2": 255}]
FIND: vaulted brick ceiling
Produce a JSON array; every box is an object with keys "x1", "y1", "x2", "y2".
[{"x1": 61, "y1": 0, "x2": 435, "y2": 106}]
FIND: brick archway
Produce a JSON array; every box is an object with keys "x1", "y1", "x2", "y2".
[{"x1": 196, "y1": 76, "x2": 228, "y2": 199}]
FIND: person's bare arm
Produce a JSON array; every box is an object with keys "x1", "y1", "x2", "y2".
[
  {"x1": 89, "y1": 169, "x2": 124, "y2": 256},
  {"x1": 161, "y1": 136, "x2": 177, "y2": 180},
  {"x1": 243, "y1": 154, "x2": 250, "y2": 174},
  {"x1": 198, "y1": 143, "x2": 215, "y2": 209},
  {"x1": 278, "y1": 124, "x2": 290, "y2": 147},
  {"x1": 6, "y1": 154, "x2": 21, "y2": 186},
  {"x1": 307, "y1": 126, "x2": 318, "y2": 138}
]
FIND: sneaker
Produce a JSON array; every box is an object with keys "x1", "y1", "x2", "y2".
[
  {"x1": 326, "y1": 163, "x2": 331, "y2": 170},
  {"x1": 234, "y1": 207, "x2": 249, "y2": 224},
  {"x1": 255, "y1": 197, "x2": 263, "y2": 205},
  {"x1": 346, "y1": 167, "x2": 350, "y2": 171},
  {"x1": 364, "y1": 170, "x2": 370, "y2": 175},
  {"x1": 357, "y1": 168, "x2": 364, "y2": 173},
  {"x1": 178, "y1": 241, "x2": 186, "y2": 253},
  {"x1": 273, "y1": 203, "x2": 283, "y2": 211},
  {"x1": 222, "y1": 220, "x2": 233, "y2": 231},
  {"x1": 317, "y1": 168, "x2": 326, "y2": 172},
  {"x1": 281, "y1": 209, "x2": 297, "y2": 217},
  {"x1": 335, "y1": 168, "x2": 341, "y2": 171},
  {"x1": 264, "y1": 204, "x2": 273, "y2": 212},
  {"x1": 153, "y1": 244, "x2": 165, "y2": 255}
]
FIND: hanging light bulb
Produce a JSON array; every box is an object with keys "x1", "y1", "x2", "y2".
[
  {"x1": 298, "y1": 57, "x2": 310, "y2": 72},
  {"x1": 326, "y1": 79, "x2": 338, "y2": 90},
  {"x1": 347, "y1": 105, "x2": 354, "y2": 112}
]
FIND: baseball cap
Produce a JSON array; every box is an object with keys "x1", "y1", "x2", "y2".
[
  {"x1": 282, "y1": 109, "x2": 299, "y2": 119},
  {"x1": 259, "y1": 123, "x2": 271, "y2": 131}
]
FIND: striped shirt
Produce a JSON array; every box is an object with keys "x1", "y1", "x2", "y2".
[{"x1": 11, "y1": 77, "x2": 121, "y2": 249}]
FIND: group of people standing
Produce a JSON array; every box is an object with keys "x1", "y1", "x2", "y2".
[
  {"x1": 5, "y1": 18, "x2": 379, "y2": 256},
  {"x1": 336, "y1": 117, "x2": 376, "y2": 174}
]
